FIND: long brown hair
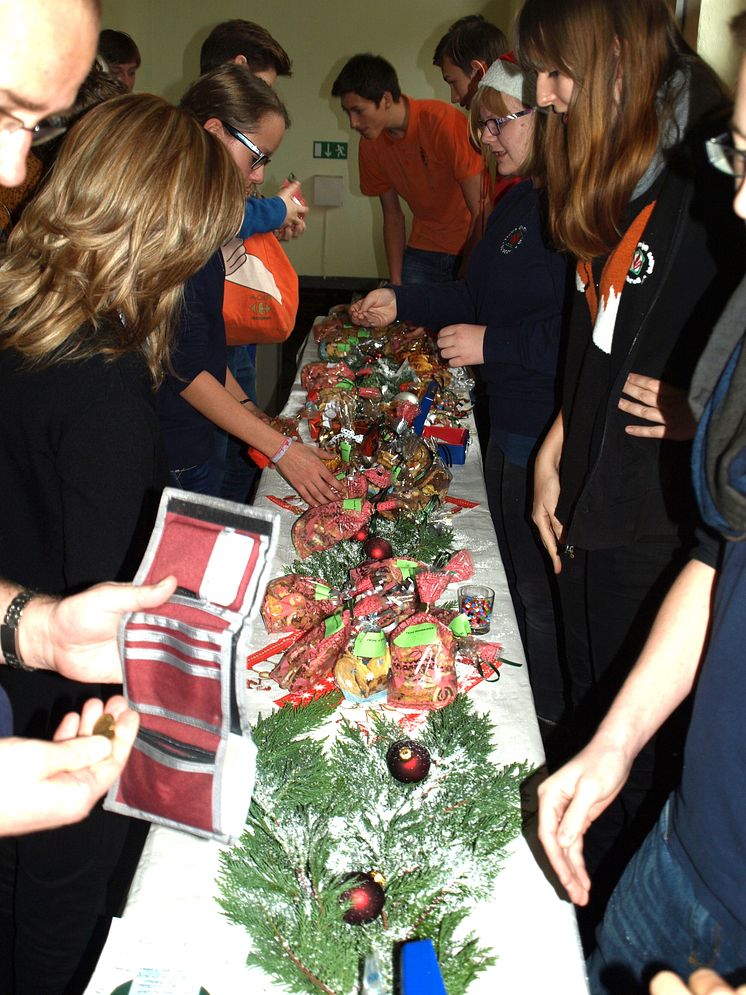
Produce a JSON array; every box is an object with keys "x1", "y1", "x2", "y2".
[
  {"x1": 0, "y1": 94, "x2": 244, "y2": 383},
  {"x1": 516, "y1": 0, "x2": 715, "y2": 259},
  {"x1": 180, "y1": 63, "x2": 290, "y2": 132}
]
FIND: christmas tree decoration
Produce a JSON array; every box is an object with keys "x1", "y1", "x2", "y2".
[
  {"x1": 355, "y1": 527, "x2": 369, "y2": 543},
  {"x1": 218, "y1": 694, "x2": 530, "y2": 995},
  {"x1": 386, "y1": 739, "x2": 431, "y2": 783},
  {"x1": 341, "y1": 872, "x2": 386, "y2": 925},
  {"x1": 363, "y1": 536, "x2": 393, "y2": 561}
]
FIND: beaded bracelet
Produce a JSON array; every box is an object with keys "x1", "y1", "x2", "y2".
[{"x1": 271, "y1": 437, "x2": 294, "y2": 464}]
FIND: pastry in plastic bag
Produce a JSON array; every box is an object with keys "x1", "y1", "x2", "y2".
[
  {"x1": 270, "y1": 611, "x2": 351, "y2": 691},
  {"x1": 291, "y1": 497, "x2": 374, "y2": 558},
  {"x1": 388, "y1": 612, "x2": 457, "y2": 711},
  {"x1": 334, "y1": 629, "x2": 391, "y2": 703},
  {"x1": 260, "y1": 574, "x2": 341, "y2": 633}
]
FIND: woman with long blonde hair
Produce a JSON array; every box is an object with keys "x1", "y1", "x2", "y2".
[
  {"x1": 0, "y1": 93, "x2": 243, "y2": 994},
  {"x1": 516, "y1": 0, "x2": 746, "y2": 946}
]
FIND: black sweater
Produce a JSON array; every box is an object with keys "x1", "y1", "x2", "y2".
[{"x1": 0, "y1": 344, "x2": 166, "y2": 736}]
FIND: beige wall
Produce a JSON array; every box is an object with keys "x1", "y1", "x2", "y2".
[
  {"x1": 100, "y1": 0, "x2": 738, "y2": 280},
  {"x1": 100, "y1": 1, "x2": 521, "y2": 280}
]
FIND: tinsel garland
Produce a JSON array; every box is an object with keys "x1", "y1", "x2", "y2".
[{"x1": 217, "y1": 693, "x2": 529, "y2": 995}]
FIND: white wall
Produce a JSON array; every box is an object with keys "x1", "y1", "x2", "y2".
[
  {"x1": 101, "y1": 0, "x2": 737, "y2": 280},
  {"x1": 101, "y1": 0, "x2": 521, "y2": 280}
]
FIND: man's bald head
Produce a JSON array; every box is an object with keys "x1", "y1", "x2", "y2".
[{"x1": 0, "y1": 0, "x2": 99, "y2": 186}]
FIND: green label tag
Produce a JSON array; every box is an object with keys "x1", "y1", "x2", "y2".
[
  {"x1": 449, "y1": 614, "x2": 472, "y2": 637},
  {"x1": 340, "y1": 441, "x2": 352, "y2": 463},
  {"x1": 337, "y1": 378, "x2": 355, "y2": 391},
  {"x1": 357, "y1": 328, "x2": 371, "y2": 339},
  {"x1": 324, "y1": 613, "x2": 344, "y2": 638},
  {"x1": 392, "y1": 465, "x2": 402, "y2": 481},
  {"x1": 338, "y1": 344, "x2": 350, "y2": 355},
  {"x1": 343, "y1": 498, "x2": 361, "y2": 511},
  {"x1": 314, "y1": 584, "x2": 332, "y2": 601},
  {"x1": 353, "y1": 631, "x2": 387, "y2": 657},
  {"x1": 396, "y1": 559, "x2": 419, "y2": 581},
  {"x1": 394, "y1": 623, "x2": 438, "y2": 648}
]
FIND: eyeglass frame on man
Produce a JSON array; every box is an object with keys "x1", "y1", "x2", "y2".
[
  {"x1": 706, "y1": 132, "x2": 746, "y2": 181},
  {"x1": 0, "y1": 108, "x2": 68, "y2": 147},
  {"x1": 476, "y1": 108, "x2": 534, "y2": 138},
  {"x1": 221, "y1": 121, "x2": 271, "y2": 170}
]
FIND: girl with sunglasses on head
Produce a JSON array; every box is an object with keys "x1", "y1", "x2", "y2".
[
  {"x1": 350, "y1": 56, "x2": 569, "y2": 743},
  {"x1": 160, "y1": 66, "x2": 340, "y2": 506},
  {"x1": 515, "y1": 0, "x2": 746, "y2": 942}
]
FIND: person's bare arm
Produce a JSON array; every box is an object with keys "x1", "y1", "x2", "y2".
[
  {"x1": 181, "y1": 371, "x2": 341, "y2": 506},
  {"x1": 538, "y1": 558, "x2": 715, "y2": 905},
  {"x1": 1, "y1": 577, "x2": 177, "y2": 682},
  {"x1": 379, "y1": 189, "x2": 406, "y2": 286},
  {"x1": 531, "y1": 412, "x2": 565, "y2": 574}
]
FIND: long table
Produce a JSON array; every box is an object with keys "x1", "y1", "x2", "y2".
[{"x1": 86, "y1": 333, "x2": 589, "y2": 995}]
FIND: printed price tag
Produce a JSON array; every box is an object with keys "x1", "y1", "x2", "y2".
[
  {"x1": 394, "y1": 623, "x2": 438, "y2": 648},
  {"x1": 353, "y1": 631, "x2": 387, "y2": 657}
]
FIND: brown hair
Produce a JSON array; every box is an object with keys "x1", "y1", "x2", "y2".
[
  {"x1": 0, "y1": 94, "x2": 244, "y2": 383},
  {"x1": 180, "y1": 63, "x2": 290, "y2": 133},
  {"x1": 199, "y1": 19, "x2": 291, "y2": 77},
  {"x1": 731, "y1": 11, "x2": 746, "y2": 50},
  {"x1": 516, "y1": 0, "x2": 714, "y2": 259}
]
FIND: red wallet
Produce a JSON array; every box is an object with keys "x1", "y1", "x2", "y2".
[{"x1": 104, "y1": 489, "x2": 280, "y2": 842}]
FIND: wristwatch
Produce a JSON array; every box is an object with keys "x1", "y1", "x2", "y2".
[{"x1": 1, "y1": 589, "x2": 36, "y2": 670}]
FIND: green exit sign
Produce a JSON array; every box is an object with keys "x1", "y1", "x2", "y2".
[{"x1": 313, "y1": 141, "x2": 348, "y2": 160}]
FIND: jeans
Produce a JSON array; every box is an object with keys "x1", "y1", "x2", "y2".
[
  {"x1": 484, "y1": 442, "x2": 566, "y2": 722},
  {"x1": 401, "y1": 246, "x2": 457, "y2": 285},
  {"x1": 587, "y1": 799, "x2": 746, "y2": 994},
  {"x1": 214, "y1": 345, "x2": 260, "y2": 503},
  {"x1": 169, "y1": 456, "x2": 223, "y2": 497}
]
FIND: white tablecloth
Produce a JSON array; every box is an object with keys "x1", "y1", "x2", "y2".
[{"x1": 87, "y1": 333, "x2": 588, "y2": 995}]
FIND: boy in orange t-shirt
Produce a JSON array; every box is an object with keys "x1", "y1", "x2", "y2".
[{"x1": 332, "y1": 53, "x2": 482, "y2": 285}]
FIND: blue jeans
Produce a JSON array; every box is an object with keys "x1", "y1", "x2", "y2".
[
  {"x1": 587, "y1": 799, "x2": 746, "y2": 994},
  {"x1": 215, "y1": 345, "x2": 259, "y2": 503},
  {"x1": 401, "y1": 246, "x2": 457, "y2": 285},
  {"x1": 169, "y1": 457, "x2": 223, "y2": 497}
]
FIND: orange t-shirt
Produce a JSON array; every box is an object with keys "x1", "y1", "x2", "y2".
[{"x1": 358, "y1": 96, "x2": 483, "y2": 255}]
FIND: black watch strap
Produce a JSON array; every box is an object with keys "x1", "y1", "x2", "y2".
[{"x1": 1, "y1": 589, "x2": 36, "y2": 671}]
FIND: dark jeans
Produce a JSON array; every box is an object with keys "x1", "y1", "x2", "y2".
[
  {"x1": 169, "y1": 455, "x2": 223, "y2": 498},
  {"x1": 401, "y1": 246, "x2": 458, "y2": 285},
  {"x1": 215, "y1": 345, "x2": 260, "y2": 504},
  {"x1": 587, "y1": 799, "x2": 746, "y2": 994},
  {"x1": 557, "y1": 538, "x2": 690, "y2": 938},
  {"x1": 484, "y1": 442, "x2": 566, "y2": 723}
]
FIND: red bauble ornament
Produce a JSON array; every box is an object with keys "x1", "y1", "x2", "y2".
[
  {"x1": 354, "y1": 527, "x2": 369, "y2": 543},
  {"x1": 363, "y1": 537, "x2": 393, "y2": 561},
  {"x1": 386, "y1": 739, "x2": 431, "y2": 784},
  {"x1": 341, "y1": 872, "x2": 386, "y2": 925}
]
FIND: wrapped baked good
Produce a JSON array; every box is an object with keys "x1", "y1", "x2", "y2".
[
  {"x1": 334, "y1": 629, "x2": 391, "y2": 703},
  {"x1": 349, "y1": 557, "x2": 419, "y2": 596},
  {"x1": 300, "y1": 361, "x2": 355, "y2": 395},
  {"x1": 387, "y1": 613, "x2": 457, "y2": 711},
  {"x1": 270, "y1": 611, "x2": 351, "y2": 691},
  {"x1": 260, "y1": 574, "x2": 341, "y2": 634},
  {"x1": 291, "y1": 498, "x2": 374, "y2": 559}
]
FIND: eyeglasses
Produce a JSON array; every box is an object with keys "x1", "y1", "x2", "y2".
[
  {"x1": 477, "y1": 108, "x2": 534, "y2": 137},
  {"x1": 0, "y1": 108, "x2": 68, "y2": 146},
  {"x1": 706, "y1": 132, "x2": 746, "y2": 180},
  {"x1": 221, "y1": 121, "x2": 271, "y2": 170}
]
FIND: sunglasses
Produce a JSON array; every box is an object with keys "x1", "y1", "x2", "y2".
[
  {"x1": 706, "y1": 132, "x2": 746, "y2": 181},
  {"x1": 221, "y1": 121, "x2": 271, "y2": 170}
]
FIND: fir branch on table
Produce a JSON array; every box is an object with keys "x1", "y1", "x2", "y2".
[{"x1": 217, "y1": 693, "x2": 531, "y2": 995}]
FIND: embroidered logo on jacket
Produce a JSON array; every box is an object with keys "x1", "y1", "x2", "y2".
[
  {"x1": 627, "y1": 241, "x2": 655, "y2": 285},
  {"x1": 500, "y1": 225, "x2": 527, "y2": 255}
]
